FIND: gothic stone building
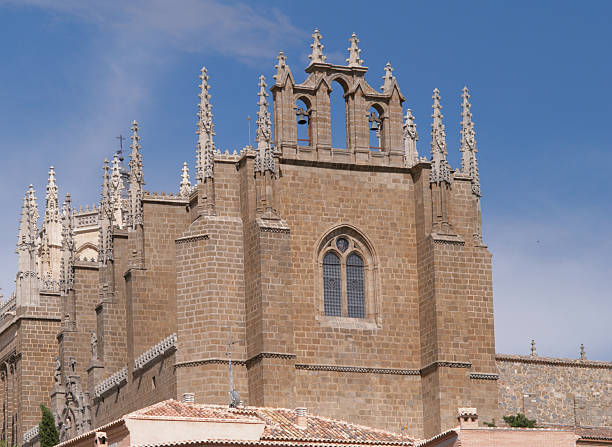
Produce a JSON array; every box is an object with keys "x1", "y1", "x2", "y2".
[{"x1": 1, "y1": 30, "x2": 609, "y2": 446}]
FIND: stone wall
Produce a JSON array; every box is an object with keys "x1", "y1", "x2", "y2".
[{"x1": 497, "y1": 354, "x2": 612, "y2": 428}]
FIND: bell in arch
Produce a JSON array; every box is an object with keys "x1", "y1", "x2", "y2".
[
  {"x1": 369, "y1": 111, "x2": 381, "y2": 131},
  {"x1": 296, "y1": 107, "x2": 308, "y2": 125}
]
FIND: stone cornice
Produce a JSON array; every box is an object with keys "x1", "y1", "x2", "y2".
[
  {"x1": 420, "y1": 361, "x2": 472, "y2": 376},
  {"x1": 175, "y1": 352, "x2": 297, "y2": 369},
  {"x1": 469, "y1": 372, "x2": 499, "y2": 380},
  {"x1": 280, "y1": 157, "x2": 429, "y2": 174},
  {"x1": 143, "y1": 194, "x2": 189, "y2": 205},
  {"x1": 295, "y1": 364, "x2": 419, "y2": 375},
  {"x1": 496, "y1": 354, "x2": 612, "y2": 369},
  {"x1": 246, "y1": 352, "x2": 297, "y2": 367},
  {"x1": 174, "y1": 358, "x2": 247, "y2": 368},
  {"x1": 175, "y1": 234, "x2": 209, "y2": 244}
]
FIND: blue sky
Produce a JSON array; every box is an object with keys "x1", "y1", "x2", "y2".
[{"x1": 0, "y1": 1, "x2": 610, "y2": 360}]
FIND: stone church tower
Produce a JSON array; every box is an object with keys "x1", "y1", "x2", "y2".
[{"x1": 5, "y1": 29, "x2": 563, "y2": 445}]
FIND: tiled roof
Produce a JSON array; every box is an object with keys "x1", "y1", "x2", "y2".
[
  {"x1": 128, "y1": 400, "x2": 414, "y2": 445},
  {"x1": 128, "y1": 400, "x2": 261, "y2": 423},
  {"x1": 255, "y1": 407, "x2": 412, "y2": 444},
  {"x1": 575, "y1": 426, "x2": 612, "y2": 440},
  {"x1": 539, "y1": 424, "x2": 612, "y2": 441}
]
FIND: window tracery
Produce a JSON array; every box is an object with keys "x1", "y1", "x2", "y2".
[{"x1": 318, "y1": 229, "x2": 376, "y2": 321}]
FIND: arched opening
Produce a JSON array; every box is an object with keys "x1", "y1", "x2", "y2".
[
  {"x1": 296, "y1": 97, "x2": 311, "y2": 147},
  {"x1": 368, "y1": 105, "x2": 383, "y2": 151},
  {"x1": 316, "y1": 225, "x2": 380, "y2": 323},
  {"x1": 330, "y1": 80, "x2": 348, "y2": 149}
]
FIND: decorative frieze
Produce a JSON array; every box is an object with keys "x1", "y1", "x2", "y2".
[
  {"x1": 133, "y1": 333, "x2": 177, "y2": 372},
  {"x1": 469, "y1": 372, "x2": 499, "y2": 380},
  {"x1": 175, "y1": 234, "x2": 209, "y2": 244},
  {"x1": 295, "y1": 364, "x2": 420, "y2": 375},
  {"x1": 94, "y1": 367, "x2": 127, "y2": 399}
]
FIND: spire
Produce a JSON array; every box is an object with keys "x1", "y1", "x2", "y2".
[
  {"x1": 179, "y1": 162, "x2": 192, "y2": 196},
  {"x1": 460, "y1": 86, "x2": 480, "y2": 196},
  {"x1": 381, "y1": 62, "x2": 394, "y2": 92},
  {"x1": 254, "y1": 75, "x2": 275, "y2": 174},
  {"x1": 403, "y1": 109, "x2": 419, "y2": 168},
  {"x1": 430, "y1": 89, "x2": 451, "y2": 184},
  {"x1": 530, "y1": 339, "x2": 537, "y2": 357},
  {"x1": 110, "y1": 153, "x2": 124, "y2": 228},
  {"x1": 44, "y1": 166, "x2": 59, "y2": 222},
  {"x1": 98, "y1": 159, "x2": 113, "y2": 264},
  {"x1": 346, "y1": 33, "x2": 363, "y2": 67},
  {"x1": 127, "y1": 120, "x2": 144, "y2": 229},
  {"x1": 580, "y1": 344, "x2": 586, "y2": 361},
  {"x1": 196, "y1": 67, "x2": 215, "y2": 183},
  {"x1": 308, "y1": 28, "x2": 327, "y2": 65},
  {"x1": 60, "y1": 193, "x2": 75, "y2": 292}
]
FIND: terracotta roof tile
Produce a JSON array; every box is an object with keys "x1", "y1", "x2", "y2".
[{"x1": 128, "y1": 401, "x2": 414, "y2": 445}]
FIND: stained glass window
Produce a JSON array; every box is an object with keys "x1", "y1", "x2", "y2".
[
  {"x1": 346, "y1": 253, "x2": 365, "y2": 318},
  {"x1": 323, "y1": 252, "x2": 342, "y2": 316}
]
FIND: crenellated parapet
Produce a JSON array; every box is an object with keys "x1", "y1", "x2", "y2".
[
  {"x1": 93, "y1": 367, "x2": 127, "y2": 399},
  {"x1": 133, "y1": 333, "x2": 177, "y2": 373}
]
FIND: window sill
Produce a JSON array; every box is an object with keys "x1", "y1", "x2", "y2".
[{"x1": 317, "y1": 315, "x2": 380, "y2": 331}]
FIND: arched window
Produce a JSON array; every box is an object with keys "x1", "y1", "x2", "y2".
[
  {"x1": 323, "y1": 252, "x2": 342, "y2": 316},
  {"x1": 368, "y1": 105, "x2": 383, "y2": 151},
  {"x1": 296, "y1": 98, "x2": 311, "y2": 147},
  {"x1": 318, "y1": 230, "x2": 377, "y2": 321},
  {"x1": 330, "y1": 80, "x2": 347, "y2": 149},
  {"x1": 346, "y1": 253, "x2": 365, "y2": 318}
]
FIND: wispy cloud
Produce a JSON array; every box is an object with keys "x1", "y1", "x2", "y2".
[{"x1": 0, "y1": 0, "x2": 306, "y2": 296}]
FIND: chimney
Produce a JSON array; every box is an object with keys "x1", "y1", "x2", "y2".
[
  {"x1": 295, "y1": 407, "x2": 308, "y2": 429},
  {"x1": 94, "y1": 432, "x2": 107, "y2": 447},
  {"x1": 457, "y1": 408, "x2": 478, "y2": 429},
  {"x1": 182, "y1": 392, "x2": 195, "y2": 403}
]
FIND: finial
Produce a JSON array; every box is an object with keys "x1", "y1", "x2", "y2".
[
  {"x1": 308, "y1": 28, "x2": 327, "y2": 65},
  {"x1": 530, "y1": 339, "x2": 537, "y2": 357},
  {"x1": 196, "y1": 67, "x2": 215, "y2": 183},
  {"x1": 179, "y1": 162, "x2": 192, "y2": 196},
  {"x1": 381, "y1": 62, "x2": 394, "y2": 92},
  {"x1": 346, "y1": 32, "x2": 363, "y2": 67},
  {"x1": 254, "y1": 75, "x2": 274, "y2": 174},
  {"x1": 403, "y1": 108, "x2": 419, "y2": 168},
  {"x1": 274, "y1": 51, "x2": 289, "y2": 83},
  {"x1": 430, "y1": 89, "x2": 451, "y2": 184},
  {"x1": 580, "y1": 344, "x2": 586, "y2": 360}
]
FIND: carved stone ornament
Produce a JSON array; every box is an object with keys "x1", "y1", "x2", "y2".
[{"x1": 254, "y1": 75, "x2": 275, "y2": 175}]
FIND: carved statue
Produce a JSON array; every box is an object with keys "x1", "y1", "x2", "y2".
[
  {"x1": 53, "y1": 357, "x2": 61, "y2": 384},
  {"x1": 90, "y1": 330, "x2": 98, "y2": 360}
]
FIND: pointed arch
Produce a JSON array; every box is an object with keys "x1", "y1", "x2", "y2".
[
  {"x1": 315, "y1": 224, "x2": 380, "y2": 324},
  {"x1": 330, "y1": 80, "x2": 348, "y2": 149}
]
